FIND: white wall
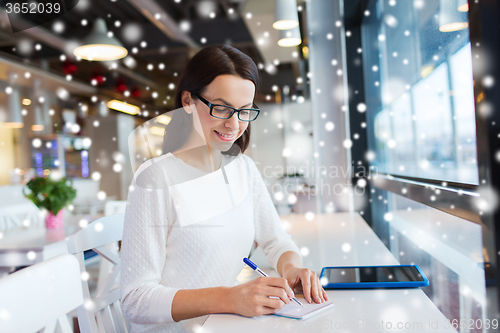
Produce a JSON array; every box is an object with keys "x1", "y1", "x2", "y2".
[
  {"x1": 0, "y1": 127, "x2": 15, "y2": 185},
  {"x1": 85, "y1": 113, "x2": 135, "y2": 201},
  {"x1": 246, "y1": 100, "x2": 316, "y2": 214},
  {"x1": 247, "y1": 101, "x2": 314, "y2": 179},
  {"x1": 307, "y1": 0, "x2": 353, "y2": 213},
  {"x1": 246, "y1": 103, "x2": 286, "y2": 179},
  {"x1": 282, "y1": 101, "x2": 315, "y2": 184}
]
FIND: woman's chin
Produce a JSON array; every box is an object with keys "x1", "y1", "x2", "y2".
[{"x1": 209, "y1": 141, "x2": 235, "y2": 152}]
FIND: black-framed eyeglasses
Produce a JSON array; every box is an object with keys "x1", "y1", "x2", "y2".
[{"x1": 194, "y1": 93, "x2": 260, "y2": 122}]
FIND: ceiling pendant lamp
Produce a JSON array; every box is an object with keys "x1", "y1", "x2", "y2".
[
  {"x1": 4, "y1": 87, "x2": 23, "y2": 128},
  {"x1": 98, "y1": 101, "x2": 109, "y2": 117},
  {"x1": 439, "y1": 0, "x2": 468, "y2": 32},
  {"x1": 278, "y1": 26, "x2": 302, "y2": 47},
  {"x1": 31, "y1": 105, "x2": 45, "y2": 131},
  {"x1": 157, "y1": 115, "x2": 172, "y2": 125},
  {"x1": 41, "y1": 95, "x2": 51, "y2": 131},
  {"x1": 273, "y1": 0, "x2": 299, "y2": 30},
  {"x1": 107, "y1": 100, "x2": 140, "y2": 115},
  {"x1": 73, "y1": 18, "x2": 128, "y2": 61},
  {"x1": 458, "y1": 0, "x2": 468, "y2": 12}
]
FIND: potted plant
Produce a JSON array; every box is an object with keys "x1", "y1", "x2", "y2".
[{"x1": 23, "y1": 176, "x2": 77, "y2": 229}]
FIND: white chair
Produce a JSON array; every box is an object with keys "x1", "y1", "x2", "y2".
[
  {"x1": 66, "y1": 214, "x2": 130, "y2": 333},
  {"x1": 104, "y1": 201, "x2": 127, "y2": 216},
  {"x1": 97, "y1": 201, "x2": 127, "y2": 291},
  {"x1": 0, "y1": 254, "x2": 83, "y2": 333},
  {"x1": 0, "y1": 202, "x2": 43, "y2": 232}
]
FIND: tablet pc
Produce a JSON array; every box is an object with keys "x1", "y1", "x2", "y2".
[{"x1": 319, "y1": 265, "x2": 429, "y2": 289}]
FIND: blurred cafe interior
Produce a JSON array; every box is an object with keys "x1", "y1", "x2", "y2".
[{"x1": 1, "y1": 0, "x2": 500, "y2": 332}]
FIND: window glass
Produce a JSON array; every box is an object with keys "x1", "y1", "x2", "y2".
[
  {"x1": 362, "y1": 0, "x2": 478, "y2": 184},
  {"x1": 412, "y1": 63, "x2": 454, "y2": 178},
  {"x1": 370, "y1": 188, "x2": 487, "y2": 326}
]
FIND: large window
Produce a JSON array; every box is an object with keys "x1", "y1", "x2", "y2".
[
  {"x1": 370, "y1": 187, "x2": 486, "y2": 327},
  {"x1": 357, "y1": 0, "x2": 496, "y2": 329},
  {"x1": 362, "y1": 0, "x2": 477, "y2": 185}
]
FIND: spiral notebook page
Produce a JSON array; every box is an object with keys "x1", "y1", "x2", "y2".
[{"x1": 271, "y1": 296, "x2": 334, "y2": 320}]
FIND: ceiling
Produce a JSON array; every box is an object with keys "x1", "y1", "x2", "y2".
[
  {"x1": 242, "y1": 0, "x2": 300, "y2": 64},
  {"x1": 0, "y1": 0, "x2": 308, "y2": 115}
]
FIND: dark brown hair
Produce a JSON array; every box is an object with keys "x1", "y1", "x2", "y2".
[{"x1": 162, "y1": 45, "x2": 259, "y2": 155}]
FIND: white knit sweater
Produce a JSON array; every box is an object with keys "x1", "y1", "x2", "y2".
[{"x1": 120, "y1": 152, "x2": 301, "y2": 333}]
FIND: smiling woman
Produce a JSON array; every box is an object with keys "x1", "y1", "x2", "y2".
[
  {"x1": 178, "y1": 74, "x2": 255, "y2": 163},
  {"x1": 162, "y1": 45, "x2": 258, "y2": 157},
  {"x1": 120, "y1": 44, "x2": 328, "y2": 333}
]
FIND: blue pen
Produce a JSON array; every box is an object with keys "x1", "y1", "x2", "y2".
[{"x1": 243, "y1": 258, "x2": 304, "y2": 307}]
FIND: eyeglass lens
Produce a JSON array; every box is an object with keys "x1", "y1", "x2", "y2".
[{"x1": 212, "y1": 105, "x2": 259, "y2": 121}]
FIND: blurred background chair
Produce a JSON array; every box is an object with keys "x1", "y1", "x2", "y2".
[
  {"x1": 0, "y1": 254, "x2": 83, "y2": 333},
  {"x1": 97, "y1": 201, "x2": 127, "y2": 291},
  {"x1": 0, "y1": 202, "x2": 42, "y2": 232},
  {"x1": 66, "y1": 213, "x2": 129, "y2": 333},
  {"x1": 104, "y1": 201, "x2": 127, "y2": 217}
]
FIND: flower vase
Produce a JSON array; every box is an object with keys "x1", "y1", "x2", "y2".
[{"x1": 45, "y1": 210, "x2": 64, "y2": 229}]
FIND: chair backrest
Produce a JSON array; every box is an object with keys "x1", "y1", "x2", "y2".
[
  {"x1": 104, "y1": 200, "x2": 128, "y2": 216},
  {"x1": 0, "y1": 202, "x2": 43, "y2": 232},
  {"x1": 99, "y1": 200, "x2": 127, "y2": 294},
  {"x1": 66, "y1": 214, "x2": 130, "y2": 333},
  {"x1": 0, "y1": 254, "x2": 83, "y2": 333}
]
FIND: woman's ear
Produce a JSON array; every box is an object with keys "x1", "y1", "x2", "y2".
[{"x1": 181, "y1": 91, "x2": 194, "y2": 114}]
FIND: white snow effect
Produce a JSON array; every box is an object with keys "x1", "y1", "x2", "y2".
[
  {"x1": 52, "y1": 21, "x2": 65, "y2": 33},
  {"x1": 196, "y1": 1, "x2": 217, "y2": 18},
  {"x1": 483, "y1": 75, "x2": 494, "y2": 88},
  {"x1": 366, "y1": 150, "x2": 376, "y2": 161},
  {"x1": 384, "y1": 14, "x2": 398, "y2": 27},
  {"x1": 94, "y1": 222, "x2": 104, "y2": 232},
  {"x1": 305, "y1": 212, "x2": 315, "y2": 221},
  {"x1": 414, "y1": 0, "x2": 424, "y2": 9},
  {"x1": 27, "y1": 251, "x2": 36, "y2": 260},
  {"x1": 123, "y1": 56, "x2": 137, "y2": 69},
  {"x1": 18, "y1": 39, "x2": 33, "y2": 56},
  {"x1": 91, "y1": 171, "x2": 101, "y2": 181},
  {"x1": 341, "y1": 243, "x2": 351, "y2": 252},
  {"x1": 97, "y1": 191, "x2": 107, "y2": 200},
  {"x1": 179, "y1": 20, "x2": 191, "y2": 32},
  {"x1": 357, "y1": 179, "x2": 367, "y2": 188},
  {"x1": 282, "y1": 148, "x2": 292, "y2": 157},
  {"x1": 387, "y1": 139, "x2": 397, "y2": 148},
  {"x1": 32, "y1": 138, "x2": 42, "y2": 148},
  {"x1": 56, "y1": 87, "x2": 69, "y2": 100},
  {"x1": 265, "y1": 63, "x2": 278, "y2": 75}
]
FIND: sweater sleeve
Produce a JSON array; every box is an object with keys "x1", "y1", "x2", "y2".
[
  {"x1": 243, "y1": 155, "x2": 301, "y2": 272},
  {"x1": 120, "y1": 163, "x2": 179, "y2": 324}
]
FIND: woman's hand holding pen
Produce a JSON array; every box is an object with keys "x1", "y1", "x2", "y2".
[
  {"x1": 226, "y1": 276, "x2": 295, "y2": 317},
  {"x1": 282, "y1": 264, "x2": 329, "y2": 304}
]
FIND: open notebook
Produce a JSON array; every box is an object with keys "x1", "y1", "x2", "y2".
[{"x1": 271, "y1": 296, "x2": 334, "y2": 320}]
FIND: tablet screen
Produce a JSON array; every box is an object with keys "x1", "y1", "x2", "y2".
[{"x1": 323, "y1": 266, "x2": 425, "y2": 283}]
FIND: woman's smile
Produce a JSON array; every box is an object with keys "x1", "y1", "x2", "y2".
[{"x1": 214, "y1": 130, "x2": 237, "y2": 141}]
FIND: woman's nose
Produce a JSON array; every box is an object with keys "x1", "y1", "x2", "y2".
[{"x1": 224, "y1": 112, "x2": 240, "y2": 130}]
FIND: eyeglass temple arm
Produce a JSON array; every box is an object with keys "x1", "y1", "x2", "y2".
[{"x1": 193, "y1": 93, "x2": 210, "y2": 105}]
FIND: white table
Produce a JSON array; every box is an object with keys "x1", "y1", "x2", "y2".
[
  {"x1": 203, "y1": 212, "x2": 457, "y2": 333},
  {"x1": 0, "y1": 212, "x2": 99, "y2": 277}
]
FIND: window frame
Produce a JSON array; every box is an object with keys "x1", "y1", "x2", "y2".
[{"x1": 344, "y1": 0, "x2": 500, "y2": 323}]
